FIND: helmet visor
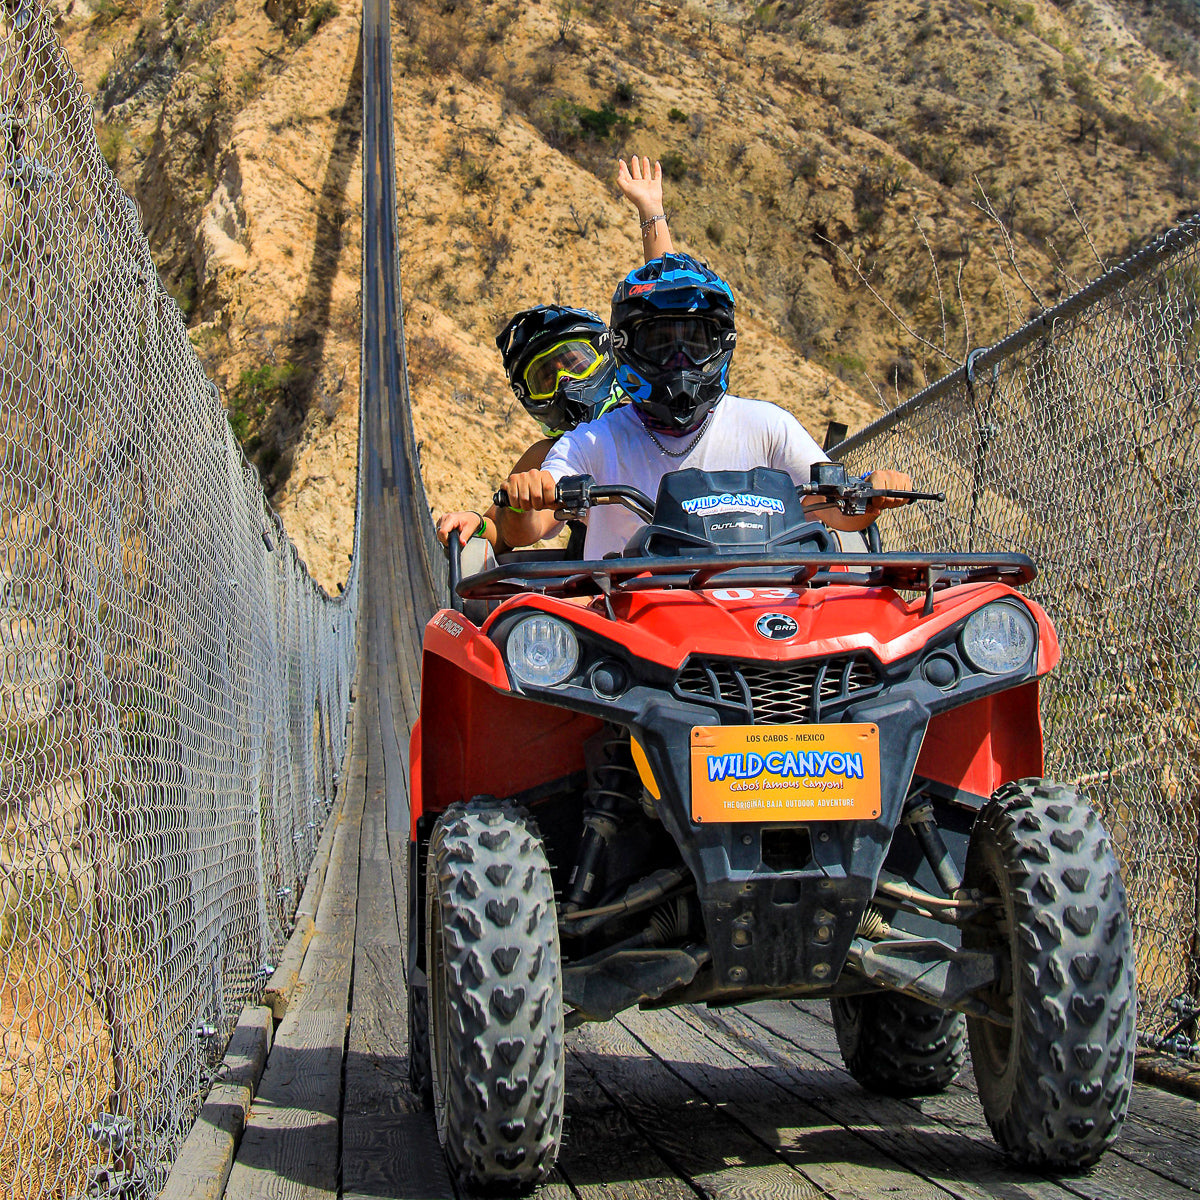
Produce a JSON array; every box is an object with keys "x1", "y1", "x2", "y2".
[
  {"x1": 629, "y1": 317, "x2": 725, "y2": 367},
  {"x1": 522, "y1": 339, "x2": 605, "y2": 400}
]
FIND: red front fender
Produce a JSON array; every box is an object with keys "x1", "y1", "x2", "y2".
[
  {"x1": 409, "y1": 609, "x2": 604, "y2": 838},
  {"x1": 916, "y1": 680, "x2": 1044, "y2": 801}
]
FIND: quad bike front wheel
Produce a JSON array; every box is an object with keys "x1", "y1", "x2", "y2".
[
  {"x1": 963, "y1": 779, "x2": 1136, "y2": 1170},
  {"x1": 830, "y1": 991, "x2": 966, "y2": 1097},
  {"x1": 426, "y1": 801, "x2": 565, "y2": 1193}
]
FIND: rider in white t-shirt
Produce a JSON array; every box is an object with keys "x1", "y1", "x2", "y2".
[{"x1": 501, "y1": 252, "x2": 911, "y2": 558}]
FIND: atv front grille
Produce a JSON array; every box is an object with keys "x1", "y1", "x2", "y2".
[{"x1": 675, "y1": 655, "x2": 880, "y2": 723}]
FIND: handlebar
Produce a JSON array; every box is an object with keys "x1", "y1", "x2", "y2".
[
  {"x1": 798, "y1": 461, "x2": 943, "y2": 516},
  {"x1": 493, "y1": 476, "x2": 656, "y2": 522},
  {"x1": 491, "y1": 467, "x2": 943, "y2": 522}
]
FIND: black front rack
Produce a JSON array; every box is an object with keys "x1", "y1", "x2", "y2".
[{"x1": 456, "y1": 551, "x2": 1036, "y2": 606}]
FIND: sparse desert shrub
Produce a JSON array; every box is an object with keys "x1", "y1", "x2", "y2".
[
  {"x1": 424, "y1": 33, "x2": 460, "y2": 72},
  {"x1": 96, "y1": 120, "x2": 127, "y2": 169},
  {"x1": 532, "y1": 57, "x2": 558, "y2": 87},
  {"x1": 967, "y1": 120, "x2": 1000, "y2": 146},
  {"x1": 305, "y1": 0, "x2": 340, "y2": 35},
  {"x1": 228, "y1": 362, "x2": 298, "y2": 444},
  {"x1": 480, "y1": 229, "x2": 513, "y2": 278},
  {"x1": 853, "y1": 162, "x2": 905, "y2": 230},
  {"x1": 826, "y1": 0, "x2": 868, "y2": 28},
  {"x1": 407, "y1": 333, "x2": 455, "y2": 384},
  {"x1": 885, "y1": 355, "x2": 915, "y2": 389},
  {"x1": 460, "y1": 158, "x2": 492, "y2": 193},
  {"x1": 668, "y1": 107, "x2": 688, "y2": 123},
  {"x1": 612, "y1": 77, "x2": 637, "y2": 106},
  {"x1": 660, "y1": 151, "x2": 689, "y2": 181},
  {"x1": 902, "y1": 137, "x2": 961, "y2": 187},
  {"x1": 462, "y1": 45, "x2": 492, "y2": 82},
  {"x1": 912, "y1": 95, "x2": 950, "y2": 135},
  {"x1": 540, "y1": 99, "x2": 628, "y2": 146},
  {"x1": 91, "y1": 0, "x2": 128, "y2": 24}
]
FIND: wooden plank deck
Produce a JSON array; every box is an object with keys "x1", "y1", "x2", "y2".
[{"x1": 213, "y1": 1, "x2": 1200, "y2": 1193}]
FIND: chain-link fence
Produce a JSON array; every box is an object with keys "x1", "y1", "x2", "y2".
[
  {"x1": 0, "y1": 0, "x2": 360, "y2": 1194},
  {"x1": 836, "y1": 215, "x2": 1200, "y2": 1055}
]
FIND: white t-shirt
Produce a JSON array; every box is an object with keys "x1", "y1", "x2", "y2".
[{"x1": 540, "y1": 394, "x2": 828, "y2": 559}]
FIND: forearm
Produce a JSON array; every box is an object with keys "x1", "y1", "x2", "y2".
[
  {"x1": 639, "y1": 211, "x2": 674, "y2": 260},
  {"x1": 481, "y1": 504, "x2": 503, "y2": 549},
  {"x1": 495, "y1": 507, "x2": 560, "y2": 548}
]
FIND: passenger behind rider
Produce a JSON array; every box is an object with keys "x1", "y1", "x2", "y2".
[
  {"x1": 499, "y1": 252, "x2": 913, "y2": 558},
  {"x1": 435, "y1": 156, "x2": 676, "y2": 557}
]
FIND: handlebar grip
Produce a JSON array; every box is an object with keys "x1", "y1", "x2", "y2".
[
  {"x1": 492, "y1": 488, "x2": 510, "y2": 509},
  {"x1": 882, "y1": 489, "x2": 945, "y2": 502}
]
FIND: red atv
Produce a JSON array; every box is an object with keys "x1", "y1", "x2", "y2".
[{"x1": 407, "y1": 464, "x2": 1136, "y2": 1194}]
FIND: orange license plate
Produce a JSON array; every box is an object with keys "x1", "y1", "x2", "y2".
[{"x1": 690, "y1": 724, "x2": 881, "y2": 823}]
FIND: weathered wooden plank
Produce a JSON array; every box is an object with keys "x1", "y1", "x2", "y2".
[
  {"x1": 688, "y1": 1002, "x2": 1061, "y2": 1200},
  {"x1": 221, "y1": 999, "x2": 347, "y2": 1200},
  {"x1": 1136, "y1": 1054, "x2": 1200, "y2": 1103},
  {"x1": 260, "y1": 917, "x2": 316, "y2": 1021},
  {"x1": 621, "y1": 1005, "x2": 959, "y2": 1200},
  {"x1": 262, "y1": 676, "x2": 356, "y2": 1018},
  {"x1": 340, "y1": 670, "x2": 457, "y2": 1200},
  {"x1": 776, "y1": 1001, "x2": 1200, "y2": 1199},
  {"x1": 734, "y1": 1001, "x2": 1194, "y2": 1200},
  {"x1": 572, "y1": 1015, "x2": 825, "y2": 1199},
  {"x1": 223, "y1": 736, "x2": 364, "y2": 1200},
  {"x1": 557, "y1": 1027, "x2": 698, "y2": 1200},
  {"x1": 160, "y1": 1006, "x2": 274, "y2": 1200},
  {"x1": 341, "y1": 931, "x2": 452, "y2": 1200},
  {"x1": 1126, "y1": 1079, "x2": 1200, "y2": 1140}
]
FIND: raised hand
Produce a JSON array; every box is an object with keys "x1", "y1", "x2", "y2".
[{"x1": 617, "y1": 155, "x2": 664, "y2": 219}]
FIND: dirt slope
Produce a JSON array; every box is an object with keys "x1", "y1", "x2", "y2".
[{"x1": 57, "y1": 0, "x2": 1200, "y2": 589}]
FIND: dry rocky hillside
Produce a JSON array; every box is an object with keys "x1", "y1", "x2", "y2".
[{"x1": 53, "y1": 0, "x2": 1200, "y2": 589}]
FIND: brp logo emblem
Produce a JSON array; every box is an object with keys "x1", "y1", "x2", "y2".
[{"x1": 755, "y1": 613, "x2": 798, "y2": 640}]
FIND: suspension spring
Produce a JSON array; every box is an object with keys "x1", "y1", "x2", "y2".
[{"x1": 564, "y1": 732, "x2": 642, "y2": 912}]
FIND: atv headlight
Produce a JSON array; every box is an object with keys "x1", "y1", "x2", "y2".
[
  {"x1": 506, "y1": 615, "x2": 579, "y2": 688},
  {"x1": 961, "y1": 602, "x2": 1036, "y2": 675}
]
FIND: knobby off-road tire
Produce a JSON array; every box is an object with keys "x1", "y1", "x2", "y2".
[
  {"x1": 964, "y1": 779, "x2": 1135, "y2": 1171},
  {"x1": 830, "y1": 991, "x2": 966, "y2": 1097},
  {"x1": 426, "y1": 801, "x2": 565, "y2": 1194}
]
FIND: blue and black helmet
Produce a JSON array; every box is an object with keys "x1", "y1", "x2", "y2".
[
  {"x1": 495, "y1": 305, "x2": 619, "y2": 436},
  {"x1": 610, "y1": 252, "x2": 736, "y2": 433}
]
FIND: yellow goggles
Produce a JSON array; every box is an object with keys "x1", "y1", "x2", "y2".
[{"x1": 522, "y1": 338, "x2": 605, "y2": 400}]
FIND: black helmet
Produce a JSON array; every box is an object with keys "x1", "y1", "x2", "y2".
[
  {"x1": 495, "y1": 305, "x2": 619, "y2": 435},
  {"x1": 610, "y1": 252, "x2": 736, "y2": 433}
]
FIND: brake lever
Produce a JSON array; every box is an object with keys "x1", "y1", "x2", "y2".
[{"x1": 800, "y1": 482, "x2": 945, "y2": 517}]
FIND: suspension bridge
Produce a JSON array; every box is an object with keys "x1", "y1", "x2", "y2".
[{"x1": 2, "y1": 0, "x2": 1200, "y2": 1195}]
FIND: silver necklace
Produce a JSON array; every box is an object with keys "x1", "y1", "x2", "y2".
[{"x1": 643, "y1": 409, "x2": 714, "y2": 458}]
